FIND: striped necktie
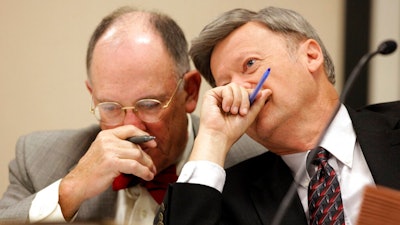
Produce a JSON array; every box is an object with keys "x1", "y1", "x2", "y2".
[{"x1": 308, "y1": 147, "x2": 345, "y2": 225}]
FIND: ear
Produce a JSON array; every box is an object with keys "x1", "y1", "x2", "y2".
[
  {"x1": 85, "y1": 79, "x2": 93, "y2": 95},
  {"x1": 301, "y1": 39, "x2": 324, "y2": 73},
  {"x1": 183, "y1": 70, "x2": 202, "y2": 113}
]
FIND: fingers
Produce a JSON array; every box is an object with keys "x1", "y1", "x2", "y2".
[
  {"x1": 59, "y1": 126, "x2": 158, "y2": 214},
  {"x1": 111, "y1": 140, "x2": 157, "y2": 178},
  {"x1": 218, "y1": 83, "x2": 270, "y2": 116},
  {"x1": 118, "y1": 155, "x2": 155, "y2": 181},
  {"x1": 201, "y1": 83, "x2": 271, "y2": 138},
  {"x1": 70, "y1": 125, "x2": 157, "y2": 189},
  {"x1": 192, "y1": 85, "x2": 271, "y2": 167},
  {"x1": 220, "y1": 84, "x2": 250, "y2": 115},
  {"x1": 95, "y1": 127, "x2": 157, "y2": 176},
  {"x1": 111, "y1": 125, "x2": 157, "y2": 148}
]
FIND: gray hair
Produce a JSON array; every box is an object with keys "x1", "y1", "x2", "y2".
[
  {"x1": 86, "y1": 6, "x2": 190, "y2": 81},
  {"x1": 189, "y1": 7, "x2": 335, "y2": 87}
]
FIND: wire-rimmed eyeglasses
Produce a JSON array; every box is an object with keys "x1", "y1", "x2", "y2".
[{"x1": 90, "y1": 78, "x2": 183, "y2": 125}]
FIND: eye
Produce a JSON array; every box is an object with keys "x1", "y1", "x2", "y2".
[
  {"x1": 100, "y1": 103, "x2": 121, "y2": 112},
  {"x1": 136, "y1": 99, "x2": 162, "y2": 112},
  {"x1": 243, "y1": 58, "x2": 259, "y2": 73},
  {"x1": 246, "y1": 59, "x2": 256, "y2": 68}
]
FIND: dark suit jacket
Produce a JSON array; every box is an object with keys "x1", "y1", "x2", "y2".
[
  {"x1": 0, "y1": 114, "x2": 266, "y2": 223},
  {"x1": 157, "y1": 101, "x2": 400, "y2": 225}
]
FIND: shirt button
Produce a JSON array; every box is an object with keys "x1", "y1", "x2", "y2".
[{"x1": 140, "y1": 209, "x2": 148, "y2": 219}]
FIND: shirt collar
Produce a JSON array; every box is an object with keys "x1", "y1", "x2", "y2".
[
  {"x1": 320, "y1": 104, "x2": 355, "y2": 168},
  {"x1": 282, "y1": 104, "x2": 356, "y2": 187}
]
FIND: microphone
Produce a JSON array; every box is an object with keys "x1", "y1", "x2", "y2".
[
  {"x1": 270, "y1": 39, "x2": 397, "y2": 225},
  {"x1": 377, "y1": 40, "x2": 397, "y2": 55},
  {"x1": 340, "y1": 40, "x2": 397, "y2": 102}
]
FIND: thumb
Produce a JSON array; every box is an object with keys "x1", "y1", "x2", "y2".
[{"x1": 246, "y1": 89, "x2": 271, "y2": 122}]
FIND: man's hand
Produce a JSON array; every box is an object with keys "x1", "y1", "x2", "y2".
[
  {"x1": 190, "y1": 83, "x2": 271, "y2": 166},
  {"x1": 58, "y1": 125, "x2": 157, "y2": 220}
]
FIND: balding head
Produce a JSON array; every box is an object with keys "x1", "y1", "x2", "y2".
[{"x1": 86, "y1": 6, "x2": 190, "y2": 82}]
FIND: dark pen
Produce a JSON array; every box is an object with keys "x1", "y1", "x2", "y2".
[{"x1": 127, "y1": 135, "x2": 156, "y2": 144}]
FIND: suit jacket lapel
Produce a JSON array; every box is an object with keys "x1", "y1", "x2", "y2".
[
  {"x1": 249, "y1": 153, "x2": 307, "y2": 225},
  {"x1": 348, "y1": 106, "x2": 400, "y2": 189}
]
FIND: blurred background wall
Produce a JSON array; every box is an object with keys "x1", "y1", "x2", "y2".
[{"x1": 0, "y1": 0, "x2": 398, "y2": 195}]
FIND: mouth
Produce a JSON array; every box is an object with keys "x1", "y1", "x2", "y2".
[{"x1": 141, "y1": 146, "x2": 154, "y2": 153}]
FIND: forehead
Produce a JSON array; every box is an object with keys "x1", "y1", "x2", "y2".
[
  {"x1": 210, "y1": 22, "x2": 282, "y2": 71},
  {"x1": 212, "y1": 22, "x2": 275, "y2": 56},
  {"x1": 90, "y1": 21, "x2": 177, "y2": 100}
]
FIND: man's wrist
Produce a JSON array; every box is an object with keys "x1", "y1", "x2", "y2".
[{"x1": 189, "y1": 130, "x2": 232, "y2": 167}]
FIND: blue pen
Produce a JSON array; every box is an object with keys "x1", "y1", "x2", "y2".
[{"x1": 249, "y1": 68, "x2": 271, "y2": 104}]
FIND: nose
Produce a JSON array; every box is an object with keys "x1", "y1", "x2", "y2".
[{"x1": 123, "y1": 109, "x2": 146, "y2": 130}]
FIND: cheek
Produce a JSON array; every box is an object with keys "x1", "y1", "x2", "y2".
[
  {"x1": 148, "y1": 97, "x2": 189, "y2": 147},
  {"x1": 146, "y1": 122, "x2": 167, "y2": 138},
  {"x1": 160, "y1": 109, "x2": 189, "y2": 145},
  {"x1": 147, "y1": 110, "x2": 186, "y2": 142}
]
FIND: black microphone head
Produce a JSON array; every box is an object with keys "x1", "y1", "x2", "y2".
[{"x1": 377, "y1": 40, "x2": 397, "y2": 55}]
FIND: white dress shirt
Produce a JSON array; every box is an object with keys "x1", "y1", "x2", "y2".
[
  {"x1": 282, "y1": 105, "x2": 375, "y2": 224},
  {"x1": 29, "y1": 114, "x2": 194, "y2": 224},
  {"x1": 179, "y1": 105, "x2": 375, "y2": 225}
]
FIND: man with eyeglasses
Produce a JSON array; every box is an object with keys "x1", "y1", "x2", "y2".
[{"x1": 0, "y1": 6, "x2": 265, "y2": 225}]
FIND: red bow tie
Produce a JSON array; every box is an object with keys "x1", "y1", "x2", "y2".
[{"x1": 112, "y1": 165, "x2": 178, "y2": 204}]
